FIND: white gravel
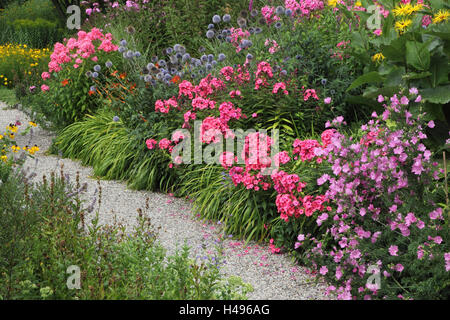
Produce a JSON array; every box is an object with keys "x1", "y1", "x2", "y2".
[{"x1": 1, "y1": 101, "x2": 331, "y2": 300}]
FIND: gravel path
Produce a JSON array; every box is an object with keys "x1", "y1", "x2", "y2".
[{"x1": 1, "y1": 101, "x2": 330, "y2": 300}]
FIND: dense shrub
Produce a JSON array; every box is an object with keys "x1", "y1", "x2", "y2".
[{"x1": 0, "y1": 166, "x2": 252, "y2": 299}]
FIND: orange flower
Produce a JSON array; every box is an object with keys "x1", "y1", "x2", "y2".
[
  {"x1": 88, "y1": 90, "x2": 95, "y2": 96},
  {"x1": 171, "y1": 75, "x2": 181, "y2": 84},
  {"x1": 61, "y1": 79, "x2": 69, "y2": 86},
  {"x1": 130, "y1": 83, "x2": 136, "y2": 90},
  {"x1": 119, "y1": 72, "x2": 126, "y2": 79}
]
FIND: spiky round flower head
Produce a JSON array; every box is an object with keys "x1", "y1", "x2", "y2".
[
  {"x1": 105, "y1": 61, "x2": 113, "y2": 68},
  {"x1": 170, "y1": 55, "x2": 178, "y2": 64},
  {"x1": 198, "y1": 46, "x2": 206, "y2": 53},
  {"x1": 165, "y1": 47, "x2": 173, "y2": 55},
  {"x1": 150, "y1": 79, "x2": 156, "y2": 86},
  {"x1": 226, "y1": 36, "x2": 232, "y2": 43},
  {"x1": 250, "y1": 9, "x2": 258, "y2": 17},
  {"x1": 218, "y1": 53, "x2": 226, "y2": 61},
  {"x1": 201, "y1": 54, "x2": 208, "y2": 62},
  {"x1": 285, "y1": 8, "x2": 293, "y2": 16},
  {"x1": 182, "y1": 53, "x2": 191, "y2": 63},
  {"x1": 280, "y1": 69, "x2": 287, "y2": 76},
  {"x1": 207, "y1": 54, "x2": 214, "y2": 62},
  {"x1": 254, "y1": 27, "x2": 262, "y2": 34},
  {"x1": 134, "y1": 51, "x2": 141, "y2": 58},
  {"x1": 179, "y1": 45, "x2": 186, "y2": 54},
  {"x1": 321, "y1": 78, "x2": 327, "y2": 85},
  {"x1": 208, "y1": 23, "x2": 215, "y2": 29},
  {"x1": 93, "y1": 65, "x2": 101, "y2": 72},
  {"x1": 118, "y1": 46, "x2": 126, "y2": 53},
  {"x1": 274, "y1": 22, "x2": 282, "y2": 29},
  {"x1": 223, "y1": 14, "x2": 231, "y2": 22},
  {"x1": 212, "y1": 14, "x2": 221, "y2": 23},
  {"x1": 113, "y1": 116, "x2": 120, "y2": 122},
  {"x1": 175, "y1": 52, "x2": 182, "y2": 60},
  {"x1": 217, "y1": 34, "x2": 223, "y2": 40},
  {"x1": 151, "y1": 55, "x2": 158, "y2": 63},
  {"x1": 276, "y1": 6, "x2": 285, "y2": 15},
  {"x1": 240, "y1": 10, "x2": 248, "y2": 18},
  {"x1": 221, "y1": 29, "x2": 228, "y2": 35},
  {"x1": 206, "y1": 63, "x2": 212, "y2": 71},
  {"x1": 120, "y1": 39, "x2": 127, "y2": 46},
  {"x1": 296, "y1": 54, "x2": 302, "y2": 60},
  {"x1": 156, "y1": 72, "x2": 163, "y2": 80},
  {"x1": 85, "y1": 71, "x2": 92, "y2": 77},
  {"x1": 170, "y1": 68, "x2": 177, "y2": 74},
  {"x1": 246, "y1": 53, "x2": 253, "y2": 60},
  {"x1": 158, "y1": 59, "x2": 167, "y2": 67},
  {"x1": 249, "y1": 27, "x2": 255, "y2": 34},
  {"x1": 125, "y1": 25, "x2": 135, "y2": 34},
  {"x1": 146, "y1": 63, "x2": 154, "y2": 71},
  {"x1": 206, "y1": 30, "x2": 215, "y2": 39},
  {"x1": 194, "y1": 59, "x2": 202, "y2": 67},
  {"x1": 330, "y1": 89, "x2": 336, "y2": 95},
  {"x1": 164, "y1": 74, "x2": 172, "y2": 81},
  {"x1": 211, "y1": 60, "x2": 217, "y2": 67},
  {"x1": 90, "y1": 85, "x2": 96, "y2": 91},
  {"x1": 92, "y1": 72, "x2": 99, "y2": 78},
  {"x1": 173, "y1": 44, "x2": 181, "y2": 52},
  {"x1": 237, "y1": 17, "x2": 247, "y2": 28},
  {"x1": 198, "y1": 69, "x2": 204, "y2": 75}
]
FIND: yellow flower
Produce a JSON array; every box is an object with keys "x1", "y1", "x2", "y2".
[
  {"x1": 29, "y1": 121, "x2": 37, "y2": 127},
  {"x1": 355, "y1": 1, "x2": 362, "y2": 7},
  {"x1": 11, "y1": 145, "x2": 20, "y2": 153},
  {"x1": 328, "y1": 0, "x2": 338, "y2": 7},
  {"x1": 28, "y1": 145, "x2": 39, "y2": 155},
  {"x1": 433, "y1": 9, "x2": 450, "y2": 24},
  {"x1": 1, "y1": 155, "x2": 7, "y2": 163},
  {"x1": 392, "y1": 4, "x2": 413, "y2": 16},
  {"x1": 395, "y1": 18, "x2": 412, "y2": 34},
  {"x1": 372, "y1": 53, "x2": 385, "y2": 63}
]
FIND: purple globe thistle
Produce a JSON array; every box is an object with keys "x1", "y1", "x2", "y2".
[
  {"x1": 212, "y1": 15, "x2": 221, "y2": 23},
  {"x1": 217, "y1": 53, "x2": 226, "y2": 62},
  {"x1": 105, "y1": 61, "x2": 113, "y2": 68},
  {"x1": 92, "y1": 72, "x2": 99, "y2": 78},
  {"x1": 223, "y1": 14, "x2": 231, "y2": 23},
  {"x1": 118, "y1": 46, "x2": 126, "y2": 53},
  {"x1": 206, "y1": 30, "x2": 215, "y2": 39},
  {"x1": 274, "y1": 21, "x2": 282, "y2": 29},
  {"x1": 120, "y1": 39, "x2": 127, "y2": 46},
  {"x1": 181, "y1": 53, "x2": 190, "y2": 63},
  {"x1": 113, "y1": 116, "x2": 120, "y2": 122},
  {"x1": 93, "y1": 65, "x2": 101, "y2": 72},
  {"x1": 211, "y1": 60, "x2": 217, "y2": 67},
  {"x1": 285, "y1": 8, "x2": 293, "y2": 16},
  {"x1": 276, "y1": 6, "x2": 285, "y2": 15},
  {"x1": 207, "y1": 54, "x2": 214, "y2": 62},
  {"x1": 90, "y1": 85, "x2": 96, "y2": 91},
  {"x1": 165, "y1": 47, "x2": 173, "y2": 55},
  {"x1": 208, "y1": 23, "x2": 215, "y2": 29},
  {"x1": 246, "y1": 53, "x2": 253, "y2": 60},
  {"x1": 126, "y1": 50, "x2": 134, "y2": 58},
  {"x1": 201, "y1": 54, "x2": 208, "y2": 62},
  {"x1": 144, "y1": 75, "x2": 152, "y2": 82}
]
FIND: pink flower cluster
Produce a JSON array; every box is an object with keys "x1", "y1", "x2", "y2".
[
  {"x1": 47, "y1": 28, "x2": 117, "y2": 74},
  {"x1": 229, "y1": 27, "x2": 251, "y2": 53},
  {"x1": 261, "y1": 6, "x2": 281, "y2": 24},
  {"x1": 284, "y1": 0, "x2": 324, "y2": 17}
]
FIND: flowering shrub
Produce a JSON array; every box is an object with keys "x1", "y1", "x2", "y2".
[
  {"x1": 31, "y1": 27, "x2": 119, "y2": 128},
  {"x1": 293, "y1": 90, "x2": 450, "y2": 299}
]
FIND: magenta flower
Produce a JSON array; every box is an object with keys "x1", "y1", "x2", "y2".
[
  {"x1": 319, "y1": 266, "x2": 328, "y2": 275},
  {"x1": 389, "y1": 245, "x2": 398, "y2": 256}
]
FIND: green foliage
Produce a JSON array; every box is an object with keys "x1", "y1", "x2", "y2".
[
  {"x1": 0, "y1": 0, "x2": 65, "y2": 47},
  {"x1": 0, "y1": 166, "x2": 252, "y2": 299},
  {"x1": 346, "y1": 0, "x2": 450, "y2": 144},
  {"x1": 0, "y1": 88, "x2": 17, "y2": 105},
  {"x1": 54, "y1": 108, "x2": 178, "y2": 192}
]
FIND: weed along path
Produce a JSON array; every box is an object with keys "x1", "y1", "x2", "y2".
[{"x1": 1, "y1": 101, "x2": 329, "y2": 300}]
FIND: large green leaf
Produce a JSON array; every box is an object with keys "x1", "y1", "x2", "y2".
[
  {"x1": 430, "y1": 55, "x2": 449, "y2": 87},
  {"x1": 381, "y1": 37, "x2": 406, "y2": 63},
  {"x1": 406, "y1": 40, "x2": 431, "y2": 71},
  {"x1": 384, "y1": 67, "x2": 405, "y2": 87},
  {"x1": 402, "y1": 71, "x2": 432, "y2": 80},
  {"x1": 347, "y1": 71, "x2": 385, "y2": 91},
  {"x1": 421, "y1": 85, "x2": 450, "y2": 104}
]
